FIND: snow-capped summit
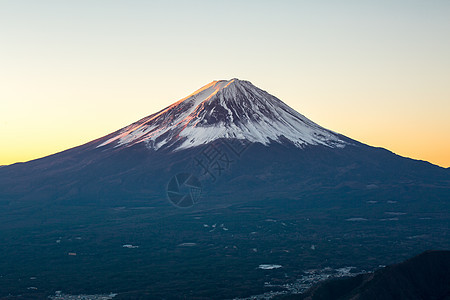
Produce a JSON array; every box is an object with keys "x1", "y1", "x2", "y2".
[{"x1": 97, "y1": 79, "x2": 347, "y2": 150}]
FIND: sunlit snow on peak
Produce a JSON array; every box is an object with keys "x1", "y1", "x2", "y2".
[{"x1": 97, "y1": 79, "x2": 347, "y2": 150}]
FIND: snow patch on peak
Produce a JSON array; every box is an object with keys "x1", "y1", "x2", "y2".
[{"x1": 97, "y1": 79, "x2": 348, "y2": 150}]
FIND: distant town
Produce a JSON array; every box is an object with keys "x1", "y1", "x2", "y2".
[{"x1": 49, "y1": 291, "x2": 117, "y2": 300}]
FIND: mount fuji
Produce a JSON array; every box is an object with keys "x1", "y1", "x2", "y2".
[
  {"x1": 1, "y1": 78, "x2": 446, "y2": 207},
  {"x1": 0, "y1": 79, "x2": 448, "y2": 299}
]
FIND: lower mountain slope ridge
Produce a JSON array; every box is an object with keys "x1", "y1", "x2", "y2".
[{"x1": 282, "y1": 250, "x2": 450, "y2": 300}]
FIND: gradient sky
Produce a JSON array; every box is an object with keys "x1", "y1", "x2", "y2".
[{"x1": 1, "y1": 1, "x2": 449, "y2": 167}]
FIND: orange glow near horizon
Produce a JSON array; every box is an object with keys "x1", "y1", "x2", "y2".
[
  {"x1": 2, "y1": 134, "x2": 448, "y2": 168},
  {"x1": 1, "y1": 81, "x2": 449, "y2": 168}
]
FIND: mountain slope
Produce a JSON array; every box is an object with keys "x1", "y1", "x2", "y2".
[
  {"x1": 0, "y1": 78, "x2": 448, "y2": 207},
  {"x1": 0, "y1": 78, "x2": 448, "y2": 208}
]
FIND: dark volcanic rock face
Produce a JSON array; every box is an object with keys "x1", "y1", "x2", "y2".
[{"x1": 282, "y1": 250, "x2": 450, "y2": 300}]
